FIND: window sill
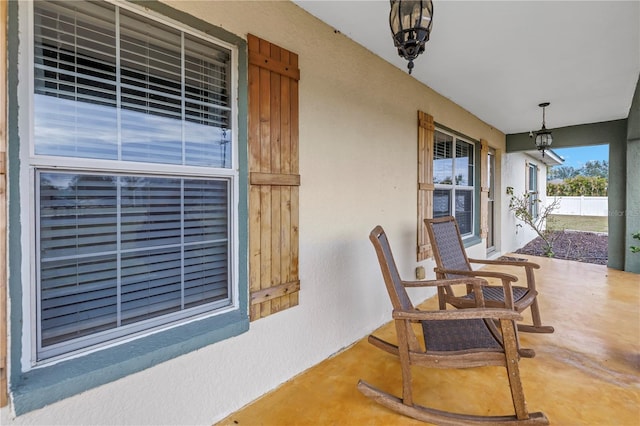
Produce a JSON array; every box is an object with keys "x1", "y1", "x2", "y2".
[
  {"x1": 11, "y1": 309, "x2": 249, "y2": 415},
  {"x1": 463, "y1": 235, "x2": 483, "y2": 248}
]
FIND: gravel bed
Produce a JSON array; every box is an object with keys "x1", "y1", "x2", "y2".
[{"x1": 515, "y1": 230, "x2": 608, "y2": 265}]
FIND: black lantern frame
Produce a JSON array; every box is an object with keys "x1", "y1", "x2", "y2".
[
  {"x1": 533, "y1": 102, "x2": 553, "y2": 156},
  {"x1": 389, "y1": 0, "x2": 434, "y2": 74}
]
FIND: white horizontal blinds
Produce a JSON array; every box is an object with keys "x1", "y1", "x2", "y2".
[
  {"x1": 34, "y1": 1, "x2": 233, "y2": 168},
  {"x1": 454, "y1": 140, "x2": 474, "y2": 235},
  {"x1": 528, "y1": 164, "x2": 538, "y2": 218},
  {"x1": 38, "y1": 172, "x2": 230, "y2": 356},
  {"x1": 119, "y1": 177, "x2": 181, "y2": 325},
  {"x1": 120, "y1": 177, "x2": 182, "y2": 250},
  {"x1": 39, "y1": 172, "x2": 119, "y2": 348},
  {"x1": 33, "y1": 1, "x2": 118, "y2": 159},
  {"x1": 455, "y1": 141, "x2": 474, "y2": 186},
  {"x1": 119, "y1": 9, "x2": 182, "y2": 164},
  {"x1": 433, "y1": 189, "x2": 451, "y2": 218},
  {"x1": 184, "y1": 35, "x2": 232, "y2": 168},
  {"x1": 433, "y1": 130, "x2": 453, "y2": 184},
  {"x1": 183, "y1": 179, "x2": 229, "y2": 308}
]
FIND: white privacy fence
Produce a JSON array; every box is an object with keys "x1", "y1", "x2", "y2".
[{"x1": 550, "y1": 196, "x2": 608, "y2": 216}]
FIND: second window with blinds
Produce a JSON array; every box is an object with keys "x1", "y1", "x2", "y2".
[{"x1": 433, "y1": 129, "x2": 475, "y2": 237}]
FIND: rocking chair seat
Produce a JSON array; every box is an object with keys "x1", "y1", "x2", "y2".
[
  {"x1": 422, "y1": 319, "x2": 502, "y2": 352},
  {"x1": 462, "y1": 286, "x2": 529, "y2": 304}
]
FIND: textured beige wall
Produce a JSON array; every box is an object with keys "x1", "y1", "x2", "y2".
[{"x1": 2, "y1": 1, "x2": 509, "y2": 424}]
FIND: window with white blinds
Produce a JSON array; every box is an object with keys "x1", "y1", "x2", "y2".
[
  {"x1": 432, "y1": 129, "x2": 476, "y2": 236},
  {"x1": 528, "y1": 164, "x2": 539, "y2": 218},
  {"x1": 32, "y1": 0, "x2": 237, "y2": 361}
]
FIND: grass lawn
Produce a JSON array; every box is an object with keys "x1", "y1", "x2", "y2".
[{"x1": 547, "y1": 215, "x2": 608, "y2": 233}]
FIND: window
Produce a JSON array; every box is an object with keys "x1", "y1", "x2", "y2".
[
  {"x1": 527, "y1": 163, "x2": 539, "y2": 218},
  {"x1": 433, "y1": 129, "x2": 475, "y2": 236},
  {"x1": 31, "y1": 0, "x2": 237, "y2": 361}
]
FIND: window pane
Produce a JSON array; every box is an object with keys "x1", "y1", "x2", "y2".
[
  {"x1": 184, "y1": 34, "x2": 232, "y2": 168},
  {"x1": 433, "y1": 189, "x2": 451, "y2": 218},
  {"x1": 184, "y1": 178, "x2": 228, "y2": 244},
  {"x1": 528, "y1": 165, "x2": 538, "y2": 217},
  {"x1": 184, "y1": 242, "x2": 229, "y2": 309},
  {"x1": 40, "y1": 253, "x2": 118, "y2": 347},
  {"x1": 529, "y1": 165, "x2": 537, "y2": 191},
  {"x1": 38, "y1": 172, "x2": 231, "y2": 355},
  {"x1": 39, "y1": 172, "x2": 119, "y2": 347},
  {"x1": 455, "y1": 189, "x2": 473, "y2": 235},
  {"x1": 34, "y1": 1, "x2": 233, "y2": 168},
  {"x1": 39, "y1": 173, "x2": 118, "y2": 258},
  {"x1": 119, "y1": 9, "x2": 183, "y2": 164},
  {"x1": 120, "y1": 246, "x2": 182, "y2": 325},
  {"x1": 433, "y1": 131, "x2": 453, "y2": 184},
  {"x1": 120, "y1": 177, "x2": 182, "y2": 250},
  {"x1": 455, "y1": 140, "x2": 474, "y2": 186},
  {"x1": 34, "y1": 1, "x2": 118, "y2": 159}
]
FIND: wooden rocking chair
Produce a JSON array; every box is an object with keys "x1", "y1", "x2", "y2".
[
  {"x1": 358, "y1": 226, "x2": 548, "y2": 425},
  {"x1": 424, "y1": 216, "x2": 554, "y2": 334}
]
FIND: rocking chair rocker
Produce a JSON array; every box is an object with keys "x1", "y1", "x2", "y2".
[
  {"x1": 424, "y1": 216, "x2": 554, "y2": 334},
  {"x1": 358, "y1": 226, "x2": 548, "y2": 425}
]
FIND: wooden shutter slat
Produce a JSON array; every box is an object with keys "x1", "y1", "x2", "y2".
[
  {"x1": 250, "y1": 172, "x2": 300, "y2": 186},
  {"x1": 248, "y1": 34, "x2": 300, "y2": 321},
  {"x1": 249, "y1": 51, "x2": 301, "y2": 80},
  {"x1": 418, "y1": 182, "x2": 434, "y2": 191},
  {"x1": 417, "y1": 111, "x2": 434, "y2": 261},
  {"x1": 251, "y1": 280, "x2": 301, "y2": 305}
]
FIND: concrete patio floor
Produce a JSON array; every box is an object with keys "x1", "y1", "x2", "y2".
[{"x1": 217, "y1": 255, "x2": 640, "y2": 425}]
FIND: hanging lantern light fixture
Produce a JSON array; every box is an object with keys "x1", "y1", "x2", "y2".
[
  {"x1": 389, "y1": 0, "x2": 434, "y2": 74},
  {"x1": 531, "y1": 102, "x2": 553, "y2": 157}
]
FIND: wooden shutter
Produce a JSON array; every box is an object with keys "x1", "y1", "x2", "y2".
[
  {"x1": 417, "y1": 111, "x2": 434, "y2": 261},
  {"x1": 248, "y1": 34, "x2": 300, "y2": 321},
  {"x1": 480, "y1": 139, "x2": 489, "y2": 239}
]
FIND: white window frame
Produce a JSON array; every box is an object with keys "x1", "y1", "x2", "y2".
[
  {"x1": 20, "y1": 0, "x2": 240, "y2": 367},
  {"x1": 433, "y1": 128, "x2": 476, "y2": 238},
  {"x1": 528, "y1": 163, "x2": 539, "y2": 219}
]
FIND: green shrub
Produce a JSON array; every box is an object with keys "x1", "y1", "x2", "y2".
[{"x1": 547, "y1": 175, "x2": 607, "y2": 196}]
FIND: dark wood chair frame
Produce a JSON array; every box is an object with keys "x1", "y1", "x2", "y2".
[
  {"x1": 424, "y1": 216, "x2": 554, "y2": 334},
  {"x1": 358, "y1": 226, "x2": 548, "y2": 425}
]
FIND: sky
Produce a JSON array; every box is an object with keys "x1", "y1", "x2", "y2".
[{"x1": 552, "y1": 144, "x2": 609, "y2": 170}]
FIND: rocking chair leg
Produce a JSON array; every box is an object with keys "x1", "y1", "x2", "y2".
[
  {"x1": 518, "y1": 299, "x2": 554, "y2": 333},
  {"x1": 517, "y1": 323, "x2": 554, "y2": 333},
  {"x1": 501, "y1": 320, "x2": 530, "y2": 420}
]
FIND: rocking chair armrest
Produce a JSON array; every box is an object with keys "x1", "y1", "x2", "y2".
[
  {"x1": 401, "y1": 277, "x2": 489, "y2": 288},
  {"x1": 392, "y1": 307, "x2": 522, "y2": 322},
  {"x1": 434, "y1": 268, "x2": 519, "y2": 283},
  {"x1": 468, "y1": 257, "x2": 541, "y2": 270}
]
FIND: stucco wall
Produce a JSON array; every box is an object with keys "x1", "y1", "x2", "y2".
[
  {"x1": 500, "y1": 152, "x2": 547, "y2": 254},
  {"x1": 2, "y1": 1, "x2": 509, "y2": 424}
]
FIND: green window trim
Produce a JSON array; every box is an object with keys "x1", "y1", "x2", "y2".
[{"x1": 8, "y1": 0, "x2": 249, "y2": 414}]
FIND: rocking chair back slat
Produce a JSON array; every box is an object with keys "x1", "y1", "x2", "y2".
[{"x1": 430, "y1": 218, "x2": 470, "y2": 275}]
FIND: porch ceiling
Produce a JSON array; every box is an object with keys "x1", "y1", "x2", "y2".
[{"x1": 293, "y1": 1, "x2": 640, "y2": 135}]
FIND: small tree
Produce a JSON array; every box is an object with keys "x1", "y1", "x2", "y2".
[{"x1": 506, "y1": 187, "x2": 560, "y2": 257}]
